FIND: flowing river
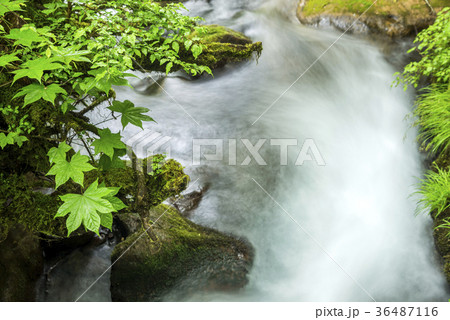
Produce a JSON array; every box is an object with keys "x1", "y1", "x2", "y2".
[{"x1": 40, "y1": 0, "x2": 449, "y2": 301}]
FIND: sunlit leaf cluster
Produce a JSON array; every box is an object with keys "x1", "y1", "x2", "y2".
[{"x1": 0, "y1": 0, "x2": 209, "y2": 234}]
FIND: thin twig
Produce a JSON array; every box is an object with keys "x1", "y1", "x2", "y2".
[{"x1": 423, "y1": 0, "x2": 435, "y2": 15}]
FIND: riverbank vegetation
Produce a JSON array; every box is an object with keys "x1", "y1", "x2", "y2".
[
  {"x1": 0, "y1": 0, "x2": 260, "y2": 237},
  {"x1": 395, "y1": 7, "x2": 450, "y2": 281},
  {"x1": 397, "y1": 8, "x2": 450, "y2": 226}
]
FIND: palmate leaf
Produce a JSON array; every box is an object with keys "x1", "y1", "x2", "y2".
[
  {"x1": 108, "y1": 100, "x2": 154, "y2": 129},
  {"x1": 0, "y1": 53, "x2": 20, "y2": 67},
  {"x1": 91, "y1": 128, "x2": 126, "y2": 158},
  {"x1": 4, "y1": 26, "x2": 45, "y2": 47},
  {"x1": 0, "y1": 132, "x2": 28, "y2": 149},
  {"x1": 99, "y1": 183, "x2": 127, "y2": 212},
  {"x1": 13, "y1": 83, "x2": 67, "y2": 107},
  {"x1": 47, "y1": 141, "x2": 72, "y2": 164},
  {"x1": 47, "y1": 152, "x2": 95, "y2": 189},
  {"x1": 12, "y1": 57, "x2": 63, "y2": 83},
  {"x1": 55, "y1": 180, "x2": 116, "y2": 235},
  {"x1": 0, "y1": 0, "x2": 23, "y2": 16},
  {"x1": 53, "y1": 47, "x2": 91, "y2": 64},
  {"x1": 0, "y1": 133, "x2": 14, "y2": 149}
]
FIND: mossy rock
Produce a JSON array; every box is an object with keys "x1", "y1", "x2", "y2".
[
  {"x1": 297, "y1": 0, "x2": 447, "y2": 36},
  {"x1": 0, "y1": 173, "x2": 68, "y2": 239},
  {"x1": 189, "y1": 25, "x2": 262, "y2": 69},
  {"x1": 0, "y1": 223, "x2": 43, "y2": 301},
  {"x1": 137, "y1": 25, "x2": 262, "y2": 72},
  {"x1": 110, "y1": 204, "x2": 254, "y2": 301},
  {"x1": 189, "y1": 25, "x2": 253, "y2": 46}
]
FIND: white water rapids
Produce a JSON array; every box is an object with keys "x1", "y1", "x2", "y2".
[{"x1": 40, "y1": 0, "x2": 449, "y2": 301}]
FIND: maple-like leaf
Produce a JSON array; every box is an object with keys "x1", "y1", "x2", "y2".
[
  {"x1": 103, "y1": 186, "x2": 127, "y2": 212},
  {"x1": 108, "y1": 100, "x2": 154, "y2": 129},
  {"x1": 4, "y1": 26, "x2": 45, "y2": 47},
  {"x1": 0, "y1": 54, "x2": 20, "y2": 67},
  {"x1": 0, "y1": 132, "x2": 28, "y2": 149},
  {"x1": 0, "y1": 0, "x2": 23, "y2": 16},
  {"x1": 12, "y1": 57, "x2": 63, "y2": 83},
  {"x1": 91, "y1": 128, "x2": 126, "y2": 158},
  {"x1": 47, "y1": 152, "x2": 95, "y2": 189},
  {"x1": 53, "y1": 47, "x2": 91, "y2": 64},
  {"x1": 55, "y1": 180, "x2": 116, "y2": 235},
  {"x1": 0, "y1": 132, "x2": 14, "y2": 149},
  {"x1": 47, "y1": 141, "x2": 72, "y2": 164},
  {"x1": 13, "y1": 83, "x2": 67, "y2": 106}
]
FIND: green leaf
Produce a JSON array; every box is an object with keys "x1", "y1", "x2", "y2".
[
  {"x1": 53, "y1": 47, "x2": 91, "y2": 64},
  {"x1": 73, "y1": 29, "x2": 86, "y2": 40},
  {"x1": 10, "y1": 132, "x2": 28, "y2": 147},
  {"x1": 0, "y1": 0, "x2": 23, "y2": 16},
  {"x1": 0, "y1": 54, "x2": 20, "y2": 67},
  {"x1": 0, "y1": 132, "x2": 14, "y2": 149},
  {"x1": 165, "y1": 61, "x2": 173, "y2": 74},
  {"x1": 12, "y1": 57, "x2": 63, "y2": 83},
  {"x1": 91, "y1": 128, "x2": 126, "y2": 158},
  {"x1": 47, "y1": 152, "x2": 95, "y2": 189},
  {"x1": 4, "y1": 26, "x2": 45, "y2": 47},
  {"x1": 108, "y1": 100, "x2": 154, "y2": 129},
  {"x1": 98, "y1": 212, "x2": 113, "y2": 230},
  {"x1": 191, "y1": 44, "x2": 202, "y2": 59},
  {"x1": 0, "y1": 132, "x2": 27, "y2": 148},
  {"x1": 13, "y1": 83, "x2": 67, "y2": 106},
  {"x1": 98, "y1": 148, "x2": 126, "y2": 170},
  {"x1": 102, "y1": 185, "x2": 127, "y2": 213},
  {"x1": 172, "y1": 41, "x2": 179, "y2": 54},
  {"x1": 56, "y1": 180, "x2": 116, "y2": 235},
  {"x1": 60, "y1": 97, "x2": 76, "y2": 114},
  {"x1": 47, "y1": 141, "x2": 72, "y2": 164},
  {"x1": 184, "y1": 39, "x2": 193, "y2": 50},
  {"x1": 105, "y1": 196, "x2": 126, "y2": 212}
]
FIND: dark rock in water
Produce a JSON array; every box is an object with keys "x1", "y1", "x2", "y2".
[
  {"x1": 129, "y1": 73, "x2": 165, "y2": 95},
  {"x1": 0, "y1": 223, "x2": 43, "y2": 301},
  {"x1": 110, "y1": 204, "x2": 253, "y2": 301},
  {"x1": 167, "y1": 183, "x2": 210, "y2": 217},
  {"x1": 114, "y1": 212, "x2": 142, "y2": 236},
  {"x1": 40, "y1": 231, "x2": 95, "y2": 259}
]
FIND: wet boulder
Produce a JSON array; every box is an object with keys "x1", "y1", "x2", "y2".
[
  {"x1": 296, "y1": 0, "x2": 443, "y2": 37},
  {"x1": 166, "y1": 183, "x2": 209, "y2": 217},
  {"x1": 110, "y1": 204, "x2": 253, "y2": 301}
]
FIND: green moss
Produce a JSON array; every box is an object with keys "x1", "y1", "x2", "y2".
[
  {"x1": 189, "y1": 25, "x2": 262, "y2": 69},
  {"x1": 189, "y1": 25, "x2": 253, "y2": 45},
  {"x1": 145, "y1": 158, "x2": 189, "y2": 206},
  {"x1": 0, "y1": 174, "x2": 67, "y2": 239},
  {"x1": 135, "y1": 24, "x2": 262, "y2": 72},
  {"x1": 301, "y1": 0, "x2": 446, "y2": 17},
  {"x1": 111, "y1": 204, "x2": 253, "y2": 301}
]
